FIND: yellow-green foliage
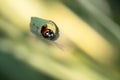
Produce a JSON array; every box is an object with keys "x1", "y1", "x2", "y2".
[{"x1": 0, "y1": 0, "x2": 120, "y2": 80}]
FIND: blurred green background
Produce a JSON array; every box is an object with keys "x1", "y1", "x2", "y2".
[{"x1": 0, "y1": 0, "x2": 120, "y2": 80}]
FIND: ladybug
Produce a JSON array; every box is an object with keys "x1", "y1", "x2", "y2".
[
  {"x1": 30, "y1": 17, "x2": 59, "y2": 41},
  {"x1": 41, "y1": 24, "x2": 55, "y2": 40}
]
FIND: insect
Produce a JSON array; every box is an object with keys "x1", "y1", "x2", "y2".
[
  {"x1": 41, "y1": 24, "x2": 55, "y2": 40},
  {"x1": 30, "y1": 17, "x2": 64, "y2": 51},
  {"x1": 30, "y1": 17, "x2": 59, "y2": 40}
]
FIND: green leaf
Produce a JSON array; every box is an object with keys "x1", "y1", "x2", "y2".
[{"x1": 30, "y1": 17, "x2": 49, "y2": 36}]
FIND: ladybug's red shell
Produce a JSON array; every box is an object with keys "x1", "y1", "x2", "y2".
[{"x1": 42, "y1": 29, "x2": 49, "y2": 36}]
